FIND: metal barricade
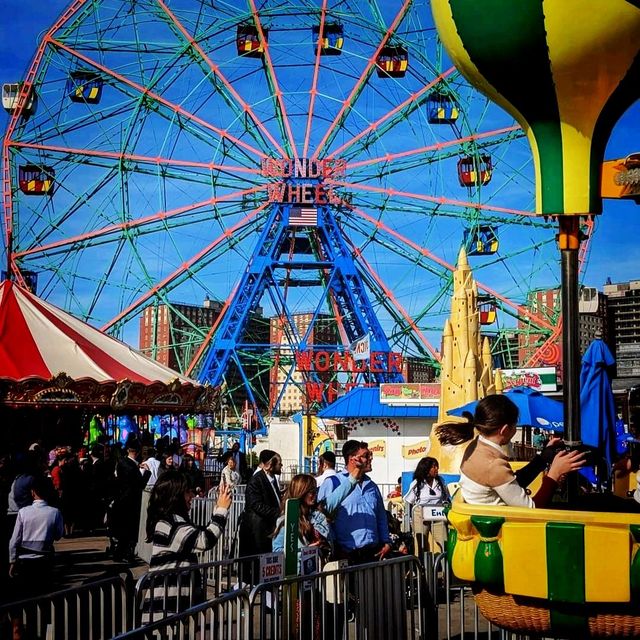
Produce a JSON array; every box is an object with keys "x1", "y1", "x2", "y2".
[
  {"x1": 426, "y1": 551, "x2": 534, "y2": 640},
  {"x1": 114, "y1": 590, "x2": 250, "y2": 640},
  {"x1": 192, "y1": 488, "x2": 246, "y2": 560},
  {"x1": 249, "y1": 555, "x2": 430, "y2": 640},
  {"x1": 133, "y1": 554, "x2": 264, "y2": 626},
  {"x1": 0, "y1": 573, "x2": 132, "y2": 639}
]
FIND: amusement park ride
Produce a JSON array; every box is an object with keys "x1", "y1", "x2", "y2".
[
  {"x1": 432, "y1": 0, "x2": 640, "y2": 636},
  {"x1": 2, "y1": 0, "x2": 640, "y2": 636},
  {"x1": 1, "y1": 0, "x2": 569, "y2": 426}
]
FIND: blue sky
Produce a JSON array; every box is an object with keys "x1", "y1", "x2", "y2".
[{"x1": 1, "y1": 0, "x2": 639, "y2": 296}]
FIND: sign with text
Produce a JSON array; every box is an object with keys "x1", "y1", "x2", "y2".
[
  {"x1": 421, "y1": 506, "x2": 446, "y2": 522},
  {"x1": 501, "y1": 367, "x2": 557, "y2": 392},
  {"x1": 367, "y1": 439, "x2": 386, "y2": 458},
  {"x1": 299, "y1": 546, "x2": 319, "y2": 592},
  {"x1": 260, "y1": 553, "x2": 284, "y2": 583},
  {"x1": 402, "y1": 440, "x2": 430, "y2": 460},
  {"x1": 284, "y1": 498, "x2": 300, "y2": 577},
  {"x1": 379, "y1": 382, "x2": 440, "y2": 405},
  {"x1": 350, "y1": 333, "x2": 370, "y2": 361}
]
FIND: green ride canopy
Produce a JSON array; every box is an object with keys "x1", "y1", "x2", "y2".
[{"x1": 431, "y1": 0, "x2": 640, "y2": 215}]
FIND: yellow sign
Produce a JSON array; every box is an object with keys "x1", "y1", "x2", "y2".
[
  {"x1": 402, "y1": 440, "x2": 429, "y2": 460},
  {"x1": 601, "y1": 155, "x2": 640, "y2": 201},
  {"x1": 367, "y1": 439, "x2": 386, "y2": 457}
]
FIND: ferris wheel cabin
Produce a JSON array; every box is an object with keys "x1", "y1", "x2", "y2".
[
  {"x1": 478, "y1": 297, "x2": 497, "y2": 325},
  {"x1": 312, "y1": 23, "x2": 344, "y2": 55},
  {"x1": 458, "y1": 154, "x2": 493, "y2": 187},
  {"x1": 67, "y1": 71, "x2": 103, "y2": 104},
  {"x1": 18, "y1": 165, "x2": 55, "y2": 196},
  {"x1": 236, "y1": 25, "x2": 267, "y2": 58},
  {"x1": 2, "y1": 83, "x2": 35, "y2": 115},
  {"x1": 464, "y1": 225, "x2": 499, "y2": 255},
  {"x1": 376, "y1": 45, "x2": 408, "y2": 78},
  {"x1": 427, "y1": 91, "x2": 459, "y2": 124}
]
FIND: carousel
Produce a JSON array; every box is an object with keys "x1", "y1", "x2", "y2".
[
  {"x1": 0, "y1": 280, "x2": 217, "y2": 448},
  {"x1": 430, "y1": 0, "x2": 640, "y2": 637}
]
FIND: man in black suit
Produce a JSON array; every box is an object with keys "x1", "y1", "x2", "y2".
[
  {"x1": 238, "y1": 449, "x2": 282, "y2": 583},
  {"x1": 111, "y1": 442, "x2": 150, "y2": 562}
]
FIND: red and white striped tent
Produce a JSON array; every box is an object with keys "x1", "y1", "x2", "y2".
[{"x1": 0, "y1": 280, "x2": 216, "y2": 412}]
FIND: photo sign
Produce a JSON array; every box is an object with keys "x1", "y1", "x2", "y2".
[{"x1": 300, "y1": 546, "x2": 319, "y2": 592}]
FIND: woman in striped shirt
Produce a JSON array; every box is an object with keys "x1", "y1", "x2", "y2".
[{"x1": 141, "y1": 469, "x2": 232, "y2": 622}]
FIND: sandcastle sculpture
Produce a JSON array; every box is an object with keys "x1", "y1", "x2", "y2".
[{"x1": 429, "y1": 246, "x2": 502, "y2": 474}]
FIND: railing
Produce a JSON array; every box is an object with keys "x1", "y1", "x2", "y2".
[
  {"x1": 133, "y1": 554, "x2": 264, "y2": 626},
  {"x1": 0, "y1": 547, "x2": 548, "y2": 639},
  {"x1": 249, "y1": 555, "x2": 430, "y2": 640},
  {"x1": 195, "y1": 486, "x2": 246, "y2": 559},
  {"x1": 114, "y1": 590, "x2": 251, "y2": 639},
  {"x1": 0, "y1": 572, "x2": 132, "y2": 640}
]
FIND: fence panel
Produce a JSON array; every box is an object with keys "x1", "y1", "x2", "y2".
[
  {"x1": 248, "y1": 555, "x2": 431, "y2": 640},
  {"x1": 133, "y1": 554, "x2": 264, "y2": 627},
  {"x1": 0, "y1": 573, "x2": 131, "y2": 639},
  {"x1": 114, "y1": 590, "x2": 250, "y2": 640}
]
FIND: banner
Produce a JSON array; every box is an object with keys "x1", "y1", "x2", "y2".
[
  {"x1": 501, "y1": 367, "x2": 557, "y2": 392},
  {"x1": 379, "y1": 382, "x2": 440, "y2": 405},
  {"x1": 402, "y1": 440, "x2": 429, "y2": 460}
]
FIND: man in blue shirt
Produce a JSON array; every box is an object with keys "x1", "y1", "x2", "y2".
[
  {"x1": 9, "y1": 476, "x2": 63, "y2": 598},
  {"x1": 318, "y1": 440, "x2": 391, "y2": 563}
]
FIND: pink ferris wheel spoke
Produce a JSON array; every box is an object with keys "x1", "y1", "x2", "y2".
[
  {"x1": 102, "y1": 203, "x2": 268, "y2": 333},
  {"x1": 302, "y1": 0, "x2": 329, "y2": 159},
  {"x1": 186, "y1": 282, "x2": 240, "y2": 376},
  {"x1": 15, "y1": 185, "x2": 266, "y2": 258},
  {"x1": 156, "y1": 0, "x2": 288, "y2": 159},
  {"x1": 247, "y1": 0, "x2": 298, "y2": 159},
  {"x1": 8, "y1": 141, "x2": 262, "y2": 177},
  {"x1": 350, "y1": 243, "x2": 442, "y2": 361},
  {"x1": 346, "y1": 125, "x2": 521, "y2": 171},
  {"x1": 326, "y1": 67, "x2": 456, "y2": 161},
  {"x1": 329, "y1": 179, "x2": 536, "y2": 218},
  {"x1": 311, "y1": 0, "x2": 413, "y2": 161},
  {"x1": 347, "y1": 203, "x2": 555, "y2": 333},
  {"x1": 49, "y1": 38, "x2": 268, "y2": 163}
]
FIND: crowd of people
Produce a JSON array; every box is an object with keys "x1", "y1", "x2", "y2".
[
  {"x1": 0, "y1": 434, "x2": 214, "y2": 600},
  {"x1": 6, "y1": 393, "x2": 640, "y2": 616}
]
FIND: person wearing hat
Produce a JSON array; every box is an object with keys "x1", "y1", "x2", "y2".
[{"x1": 111, "y1": 441, "x2": 151, "y2": 562}]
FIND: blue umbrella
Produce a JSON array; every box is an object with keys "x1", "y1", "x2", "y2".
[
  {"x1": 579, "y1": 339, "x2": 616, "y2": 467},
  {"x1": 447, "y1": 386, "x2": 564, "y2": 431}
]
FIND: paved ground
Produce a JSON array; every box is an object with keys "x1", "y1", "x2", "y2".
[{"x1": 53, "y1": 531, "x2": 149, "y2": 590}]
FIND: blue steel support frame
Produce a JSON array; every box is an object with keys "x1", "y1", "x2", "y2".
[{"x1": 197, "y1": 202, "x2": 403, "y2": 429}]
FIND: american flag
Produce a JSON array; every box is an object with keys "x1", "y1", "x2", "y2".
[{"x1": 289, "y1": 206, "x2": 318, "y2": 227}]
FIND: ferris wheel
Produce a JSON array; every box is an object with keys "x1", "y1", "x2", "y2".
[{"x1": 2, "y1": 0, "x2": 576, "y2": 418}]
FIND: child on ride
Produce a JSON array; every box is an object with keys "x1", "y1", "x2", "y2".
[{"x1": 436, "y1": 394, "x2": 585, "y2": 508}]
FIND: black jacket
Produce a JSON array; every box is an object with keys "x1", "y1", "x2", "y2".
[{"x1": 238, "y1": 469, "x2": 281, "y2": 556}]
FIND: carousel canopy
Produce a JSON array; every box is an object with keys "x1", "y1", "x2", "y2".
[{"x1": 0, "y1": 280, "x2": 216, "y2": 412}]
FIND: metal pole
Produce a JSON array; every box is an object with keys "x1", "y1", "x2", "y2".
[{"x1": 558, "y1": 217, "x2": 582, "y2": 502}]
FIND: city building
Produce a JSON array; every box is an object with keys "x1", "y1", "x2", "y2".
[
  {"x1": 518, "y1": 288, "x2": 562, "y2": 370},
  {"x1": 491, "y1": 331, "x2": 520, "y2": 369},
  {"x1": 578, "y1": 286, "x2": 609, "y2": 354},
  {"x1": 402, "y1": 356, "x2": 437, "y2": 382},
  {"x1": 139, "y1": 298, "x2": 269, "y2": 413},
  {"x1": 604, "y1": 279, "x2": 640, "y2": 378}
]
